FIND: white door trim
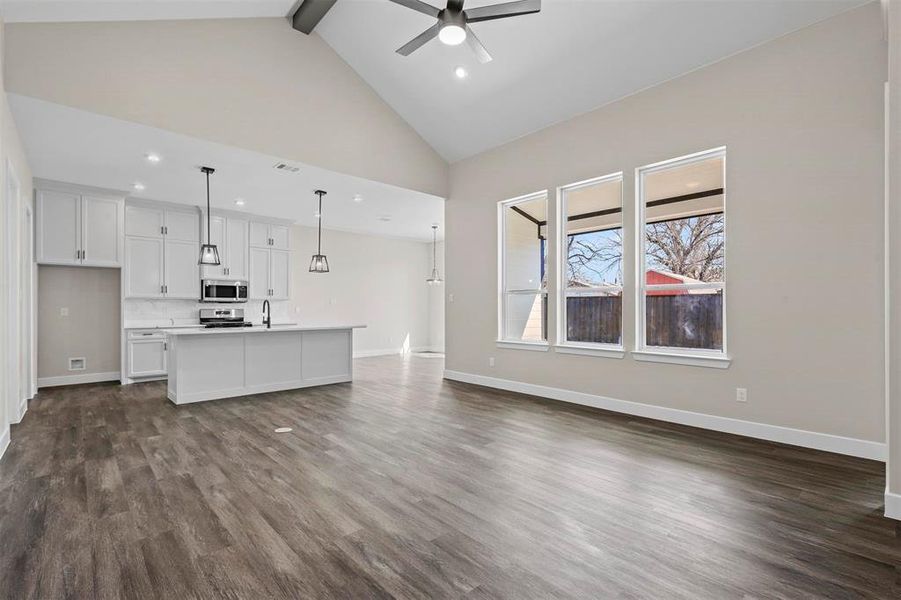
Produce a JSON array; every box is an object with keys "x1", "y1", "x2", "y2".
[{"x1": 5, "y1": 158, "x2": 22, "y2": 425}]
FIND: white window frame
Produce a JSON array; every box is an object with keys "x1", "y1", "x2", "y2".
[
  {"x1": 555, "y1": 172, "x2": 625, "y2": 359},
  {"x1": 497, "y1": 190, "x2": 549, "y2": 350},
  {"x1": 633, "y1": 147, "x2": 730, "y2": 368}
]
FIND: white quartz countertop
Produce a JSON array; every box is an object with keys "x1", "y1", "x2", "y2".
[
  {"x1": 124, "y1": 321, "x2": 298, "y2": 330},
  {"x1": 162, "y1": 324, "x2": 366, "y2": 336}
]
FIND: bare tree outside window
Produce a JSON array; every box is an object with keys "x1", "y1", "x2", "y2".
[
  {"x1": 645, "y1": 214, "x2": 724, "y2": 282},
  {"x1": 566, "y1": 229, "x2": 622, "y2": 287}
]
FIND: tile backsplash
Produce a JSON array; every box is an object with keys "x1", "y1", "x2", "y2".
[{"x1": 124, "y1": 299, "x2": 292, "y2": 325}]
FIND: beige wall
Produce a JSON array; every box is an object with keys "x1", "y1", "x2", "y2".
[
  {"x1": 290, "y1": 226, "x2": 439, "y2": 355},
  {"x1": 887, "y1": 0, "x2": 901, "y2": 497},
  {"x1": 446, "y1": 4, "x2": 886, "y2": 444},
  {"x1": 4, "y1": 18, "x2": 448, "y2": 198},
  {"x1": 37, "y1": 266, "x2": 120, "y2": 379},
  {"x1": 0, "y1": 15, "x2": 34, "y2": 453}
]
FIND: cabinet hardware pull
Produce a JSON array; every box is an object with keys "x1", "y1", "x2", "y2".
[{"x1": 164, "y1": 343, "x2": 167, "y2": 351}]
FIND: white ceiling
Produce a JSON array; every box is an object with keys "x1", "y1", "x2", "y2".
[
  {"x1": 9, "y1": 94, "x2": 444, "y2": 241},
  {"x1": 315, "y1": 0, "x2": 865, "y2": 161},
  {"x1": 1, "y1": 0, "x2": 867, "y2": 163}
]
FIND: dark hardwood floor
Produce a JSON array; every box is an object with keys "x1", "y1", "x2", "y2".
[{"x1": 0, "y1": 355, "x2": 899, "y2": 599}]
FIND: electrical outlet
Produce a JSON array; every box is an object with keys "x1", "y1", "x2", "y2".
[
  {"x1": 488, "y1": 357, "x2": 495, "y2": 367},
  {"x1": 60, "y1": 307, "x2": 69, "y2": 317},
  {"x1": 449, "y1": 293, "x2": 455, "y2": 303},
  {"x1": 736, "y1": 388, "x2": 748, "y2": 403}
]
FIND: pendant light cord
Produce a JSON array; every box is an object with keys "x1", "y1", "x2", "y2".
[
  {"x1": 432, "y1": 226, "x2": 437, "y2": 269},
  {"x1": 206, "y1": 169, "x2": 212, "y2": 243},
  {"x1": 317, "y1": 191, "x2": 324, "y2": 254}
]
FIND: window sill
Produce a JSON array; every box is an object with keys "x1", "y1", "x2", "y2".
[
  {"x1": 496, "y1": 340, "x2": 550, "y2": 352},
  {"x1": 631, "y1": 350, "x2": 731, "y2": 369},
  {"x1": 554, "y1": 344, "x2": 625, "y2": 359}
]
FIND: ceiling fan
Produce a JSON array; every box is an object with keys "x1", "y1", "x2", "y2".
[{"x1": 387, "y1": 0, "x2": 541, "y2": 63}]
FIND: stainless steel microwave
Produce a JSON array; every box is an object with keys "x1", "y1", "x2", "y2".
[{"x1": 201, "y1": 279, "x2": 248, "y2": 303}]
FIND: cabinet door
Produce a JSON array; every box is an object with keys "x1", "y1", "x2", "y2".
[
  {"x1": 200, "y1": 215, "x2": 226, "y2": 279},
  {"x1": 125, "y1": 237, "x2": 165, "y2": 297},
  {"x1": 81, "y1": 195, "x2": 123, "y2": 267},
  {"x1": 270, "y1": 249, "x2": 290, "y2": 300},
  {"x1": 270, "y1": 225, "x2": 290, "y2": 250},
  {"x1": 249, "y1": 221, "x2": 270, "y2": 248},
  {"x1": 225, "y1": 218, "x2": 249, "y2": 280},
  {"x1": 166, "y1": 210, "x2": 200, "y2": 242},
  {"x1": 36, "y1": 190, "x2": 81, "y2": 265},
  {"x1": 125, "y1": 204, "x2": 165, "y2": 238},
  {"x1": 249, "y1": 247, "x2": 270, "y2": 299},
  {"x1": 128, "y1": 339, "x2": 167, "y2": 377},
  {"x1": 165, "y1": 239, "x2": 200, "y2": 299}
]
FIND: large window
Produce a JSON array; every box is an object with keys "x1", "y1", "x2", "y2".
[
  {"x1": 637, "y1": 148, "x2": 726, "y2": 355},
  {"x1": 558, "y1": 174, "x2": 623, "y2": 348},
  {"x1": 499, "y1": 191, "x2": 548, "y2": 344}
]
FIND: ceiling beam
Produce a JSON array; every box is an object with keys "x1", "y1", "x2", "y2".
[{"x1": 290, "y1": 0, "x2": 338, "y2": 35}]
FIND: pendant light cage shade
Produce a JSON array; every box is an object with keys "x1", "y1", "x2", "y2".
[
  {"x1": 199, "y1": 244, "x2": 221, "y2": 266},
  {"x1": 309, "y1": 254, "x2": 330, "y2": 273},
  {"x1": 198, "y1": 166, "x2": 221, "y2": 266},
  {"x1": 426, "y1": 224, "x2": 443, "y2": 285},
  {"x1": 309, "y1": 190, "x2": 330, "y2": 273}
]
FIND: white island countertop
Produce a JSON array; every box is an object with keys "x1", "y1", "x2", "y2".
[{"x1": 163, "y1": 324, "x2": 366, "y2": 336}]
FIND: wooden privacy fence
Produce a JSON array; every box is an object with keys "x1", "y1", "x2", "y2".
[{"x1": 566, "y1": 293, "x2": 723, "y2": 349}]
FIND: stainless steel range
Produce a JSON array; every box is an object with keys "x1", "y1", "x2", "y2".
[{"x1": 199, "y1": 308, "x2": 253, "y2": 329}]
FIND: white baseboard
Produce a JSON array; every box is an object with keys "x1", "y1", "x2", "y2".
[
  {"x1": 886, "y1": 489, "x2": 901, "y2": 520},
  {"x1": 443, "y1": 370, "x2": 885, "y2": 462},
  {"x1": 353, "y1": 346, "x2": 441, "y2": 359},
  {"x1": 15, "y1": 396, "x2": 27, "y2": 424},
  {"x1": 38, "y1": 371, "x2": 120, "y2": 388},
  {"x1": 0, "y1": 426, "x2": 9, "y2": 463}
]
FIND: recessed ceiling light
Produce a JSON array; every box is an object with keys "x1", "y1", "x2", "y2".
[
  {"x1": 234, "y1": 198, "x2": 245, "y2": 206},
  {"x1": 146, "y1": 153, "x2": 161, "y2": 163},
  {"x1": 438, "y1": 24, "x2": 466, "y2": 46},
  {"x1": 377, "y1": 215, "x2": 392, "y2": 222},
  {"x1": 353, "y1": 194, "x2": 363, "y2": 203},
  {"x1": 686, "y1": 181, "x2": 701, "y2": 189},
  {"x1": 454, "y1": 66, "x2": 468, "y2": 79},
  {"x1": 133, "y1": 182, "x2": 146, "y2": 191}
]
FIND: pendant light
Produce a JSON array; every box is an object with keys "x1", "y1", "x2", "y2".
[
  {"x1": 198, "y1": 166, "x2": 220, "y2": 266},
  {"x1": 309, "y1": 190, "x2": 329, "y2": 273},
  {"x1": 426, "y1": 224, "x2": 443, "y2": 285}
]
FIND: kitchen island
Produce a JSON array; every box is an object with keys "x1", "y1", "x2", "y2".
[{"x1": 163, "y1": 324, "x2": 365, "y2": 405}]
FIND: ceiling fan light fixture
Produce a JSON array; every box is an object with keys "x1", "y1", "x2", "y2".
[{"x1": 438, "y1": 24, "x2": 466, "y2": 45}]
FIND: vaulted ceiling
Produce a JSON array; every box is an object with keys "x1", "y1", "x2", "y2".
[{"x1": 1, "y1": 0, "x2": 867, "y2": 163}]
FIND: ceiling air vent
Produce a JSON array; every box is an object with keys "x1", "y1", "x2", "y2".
[{"x1": 273, "y1": 162, "x2": 301, "y2": 173}]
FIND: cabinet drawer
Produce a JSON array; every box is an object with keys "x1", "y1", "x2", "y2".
[{"x1": 128, "y1": 330, "x2": 167, "y2": 340}]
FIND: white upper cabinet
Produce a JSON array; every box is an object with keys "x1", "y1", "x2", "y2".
[
  {"x1": 37, "y1": 190, "x2": 81, "y2": 265},
  {"x1": 81, "y1": 195, "x2": 123, "y2": 267},
  {"x1": 225, "y1": 218, "x2": 249, "y2": 280},
  {"x1": 269, "y1": 249, "x2": 290, "y2": 300},
  {"x1": 125, "y1": 204, "x2": 165, "y2": 238},
  {"x1": 36, "y1": 186, "x2": 124, "y2": 267},
  {"x1": 249, "y1": 221, "x2": 270, "y2": 248},
  {"x1": 165, "y1": 239, "x2": 200, "y2": 299},
  {"x1": 124, "y1": 202, "x2": 201, "y2": 299},
  {"x1": 270, "y1": 225, "x2": 290, "y2": 250},
  {"x1": 166, "y1": 210, "x2": 200, "y2": 242},
  {"x1": 250, "y1": 221, "x2": 290, "y2": 250},
  {"x1": 249, "y1": 247, "x2": 270, "y2": 300},
  {"x1": 125, "y1": 236, "x2": 165, "y2": 297}
]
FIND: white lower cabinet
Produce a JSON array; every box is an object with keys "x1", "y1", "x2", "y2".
[{"x1": 127, "y1": 331, "x2": 168, "y2": 377}]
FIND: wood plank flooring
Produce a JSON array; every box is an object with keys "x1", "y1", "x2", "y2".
[{"x1": 1, "y1": 355, "x2": 899, "y2": 599}]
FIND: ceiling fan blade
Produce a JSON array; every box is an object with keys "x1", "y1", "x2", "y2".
[
  {"x1": 465, "y1": 26, "x2": 492, "y2": 63},
  {"x1": 464, "y1": 0, "x2": 540, "y2": 23},
  {"x1": 386, "y1": 0, "x2": 441, "y2": 18},
  {"x1": 396, "y1": 22, "x2": 442, "y2": 56}
]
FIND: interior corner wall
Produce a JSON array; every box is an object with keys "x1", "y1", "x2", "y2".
[
  {"x1": 886, "y1": 0, "x2": 901, "y2": 505},
  {"x1": 2, "y1": 18, "x2": 448, "y2": 198},
  {"x1": 0, "y1": 15, "x2": 35, "y2": 457},
  {"x1": 445, "y1": 3, "x2": 887, "y2": 447},
  {"x1": 289, "y1": 226, "x2": 433, "y2": 356}
]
